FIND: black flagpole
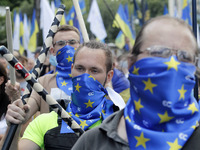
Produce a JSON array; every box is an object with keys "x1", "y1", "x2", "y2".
[{"x1": 192, "y1": 0, "x2": 199, "y2": 101}]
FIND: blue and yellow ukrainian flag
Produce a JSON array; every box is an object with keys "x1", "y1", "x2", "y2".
[
  {"x1": 113, "y1": 4, "x2": 135, "y2": 46},
  {"x1": 79, "y1": 0, "x2": 86, "y2": 14},
  {"x1": 144, "y1": 1, "x2": 150, "y2": 22},
  {"x1": 182, "y1": 0, "x2": 192, "y2": 26},
  {"x1": 115, "y1": 31, "x2": 125, "y2": 49},
  {"x1": 66, "y1": 6, "x2": 75, "y2": 26},
  {"x1": 133, "y1": 0, "x2": 142, "y2": 26},
  {"x1": 53, "y1": 0, "x2": 66, "y2": 25},
  {"x1": 28, "y1": 9, "x2": 39, "y2": 52}
]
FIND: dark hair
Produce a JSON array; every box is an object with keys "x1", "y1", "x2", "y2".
[
  {"x1": 54, "y1": 25, "x2": 80, "y2": 41},
  {"x1": 73, "y1": 40, "x2": 113, "y2": 73},
  {"x1": 0, "y1": 63, "x2": 10, "y2": 119},
  {"x1": 131, "y1": 15, "x2": 198, "y2": 57}
]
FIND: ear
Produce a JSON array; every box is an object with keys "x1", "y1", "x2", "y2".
[
  {"x1": 105, "y1": 70, "x2": 114, "y2": 84},
  {"x1": 71, "y1": 63, "x2": 74, "y2": 70},
  {"x1": 50, "y1": 45, "x2": 56, "y2": 56},
  {"x1": 0, "y1": 76, "x2": 4, "y2": 85}
]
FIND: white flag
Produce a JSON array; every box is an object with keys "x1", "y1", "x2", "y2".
[
  {"x1": 13, "y1": 12, "x2": 20, "y2": 50},
  {"x1": 23, "y1": 13, "x2": 30, "y2": 51},
  {"x1": 87, "y1": 0, "x2": 107, "y2": 41},
  {"x1": 40, "y1": 0, "x2": 54, "y2": 41}
]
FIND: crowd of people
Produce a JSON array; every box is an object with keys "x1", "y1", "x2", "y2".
[{"x1": 0, "y1": 15, "x2": 200, "y2": 150}]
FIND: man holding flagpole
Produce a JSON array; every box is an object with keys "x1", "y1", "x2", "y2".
[{"x1": 4, "y1": 40, "x2": 120, "y2": 149}]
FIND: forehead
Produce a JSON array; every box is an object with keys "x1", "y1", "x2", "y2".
[
  {"x1": 141, "y1": 19, "x2": 197, "y2": 53},
  {"x1": 75, "y1": 47, "x2": 107, "y2": 68},
  {"x1": 53, "y1": 30, "x2": 80, "y2": 42}
]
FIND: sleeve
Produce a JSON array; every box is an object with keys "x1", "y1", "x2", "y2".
[{"x1": 22, "y1": 112, "x2": 58, "y2": 149}]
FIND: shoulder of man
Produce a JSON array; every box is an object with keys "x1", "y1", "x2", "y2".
[
  {"x1": 38, "y1": 73, "x2": 56, "y2": 82},
  {"x1": 182, "y1": 124, "x2": 200, "y2": 150}
]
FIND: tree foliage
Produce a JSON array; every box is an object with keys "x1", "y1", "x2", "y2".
[{"x1": 0, "y1": 0, "x2": 168, "y2": 46}]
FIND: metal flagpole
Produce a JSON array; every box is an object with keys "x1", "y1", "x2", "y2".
[{"x1": 192, "y1": 0, "x2": 199, "y2": 101}]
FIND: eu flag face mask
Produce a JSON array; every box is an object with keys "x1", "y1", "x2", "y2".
[
  {"x1": 55, "y1": 45, "x2": 75, "y2": 96},
  {"x1": 124, "y1": 56, "x2": 200, "y2": 149},
  {"x1": 60, "y1": 73, "x2": 114, "y2": 133}
]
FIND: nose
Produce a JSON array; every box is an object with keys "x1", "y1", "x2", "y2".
[{"x1": 85, "y1": 70, "x2": 89, "y2": 74}]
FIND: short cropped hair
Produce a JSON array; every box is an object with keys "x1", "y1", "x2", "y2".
[
  {"x1": 131, "y1": 16, "x2": 198, "y2": 57},
  {"x1": 54, "y1": 25, "x2": 80, "y2": 40},
  {"x1": 73, "y1": 40, "x2": 113, "y2": 73}
]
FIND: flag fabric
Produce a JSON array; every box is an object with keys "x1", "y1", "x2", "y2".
[
  {"x1": 124, "y1": 4, "x2": 129, "y2": 21},
  {"x1": 66, "y1": 5, "x2": 84, "y2": 43},
  {"x1": 66, "y1": 6, "x2": 75, "y2": 26},
  {"x1": 182, "y1": 0, "x2": 192, "y2": 26},
  {"x1": 54, "y1": 0, "x2": 61, "y2": 8},
  {"x1": 125, "y1": 56, "x2": 200, "y2": 149},
  {"x1": 79, "y1": 0, "x2": 86, "y2": 14},
  {"x1": 113, "y1": 4, "x2": 135, "y2": 46},
  {"x1": 52, "y1": 0, "x2": 66, "y2": 25},
  {"x1": 23, "y1": 13, "x2": 30, "y2": 51},
  {"x1": 73, "y1": 12, "x2": 84, "y2": 43},
  {"x1": 133, "y1": 0, "x2": 142, "y2": 26},
  {"x1": 61, "y1": 73, "x2": 114, "y2": 133},
  {"x1": 144, "y1": 1, "x2": 150, "y2": 22},
  {"x1": 13, "y1": 11, "x2": 20, "y2": 51},
  {"x1": 55, "y1": 45, "x2": 75, "y2": 96},
  {"x1": 87, "y1": 0, "x2": 107, "y2": 41},
  {"x1": 40, "y1": 0, "x2": 54, "y2": 41},
  {"x1": 19, "y1": 12, "x2": 24, "y2": 55},
  {"x1": 163, "y1": 4, "x2": 169, "y2": 15},
  {"x1": 28, "y1": 9, "x2": 39, "y2": 53},
  {"x1": 115, "y1": 31, "x2": 125, "y2": 49},
  {"x1": 51, "y1": 0, "x2": 56, "y2": 14}
]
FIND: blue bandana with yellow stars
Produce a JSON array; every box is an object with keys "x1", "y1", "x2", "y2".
[
  {"x1": 60, "y1": 73, "x2": 114, "y2": 133},
  {"x1": 56, "y1": 45, "x2": 75, "y2": 96},
  {"x1": 124, "y1": 56, "x2": 200, "y2": 150}
]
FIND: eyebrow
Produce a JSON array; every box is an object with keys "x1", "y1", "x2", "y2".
[{"x1": 75, "y1": 64, "x2": 102, "y2": 71}]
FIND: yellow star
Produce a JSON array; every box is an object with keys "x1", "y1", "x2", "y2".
[
  {"x1": 61, "y1": 80, "x2": 67, "y2": 86},
  {"x1": 75, "y1": 113, "x2": 80, "y2": 117},
  {"x1": 57, "y1": 51, "x2": 61, "y2": 55},
  {"x1": 134, "y1": 98, "x2": 144, "y2": 113},
  {"x1": 102, "y1": 109, "x2": 105, "y2": 115},
  {"x1": 88, "y1": 75, "x2": 96, "y2": 80},
  {"x1": 125, "y1": 116, "x2": 131, "y2": 122},
  {"x1": 143, "y1": 78, "x2": 157, "y2": 94},
  {"x1": 158, "y1": 111, "x2": 174, "y2": 124},
  {"x1": 178, "y1": 85, "x2": 187, "y2": 100},
  {"x1": 84, "y1": 99, "x2": 94, "y2": 108},
  {"x1": 75, "y1": 83, "x2": 82, "y2": 92},
  {"x1": 191, "y1": 121, "x2": 199, "y2": 129},
  {"x1": 79, "y1": 120, "x2": 88, "y2": 129},
  {"x1": 55, "y1": 71, "x2": 58, "y2": 76},
  {"x1": 164, "y1": 57, "x2": 180, "y2": 71},
  {"x1": 134, "y1": 132, "x2": 150, "y2": 149},
  {"x1": 68, "y1": 73, "x2": 72, "y2": 77},
  {"x1": 188, "y1": 102, "x2": 198, "y2": 114},
  {"x1": 68, "y1": 112, "x2": 72, "y2": 117},
  {"x1": 66, "y1": 55, "x2": 73, "y2": 62},
  {"x1": 132, "y1": 66, "x2": 139, "y2": 75},
  {"x1": 167, "y1": 138, "x2": 182, "y2": 150}
]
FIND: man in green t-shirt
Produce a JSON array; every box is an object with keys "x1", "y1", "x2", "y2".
[{"x1": 2, "y1": 41, "x2": 119, "y2": 150}]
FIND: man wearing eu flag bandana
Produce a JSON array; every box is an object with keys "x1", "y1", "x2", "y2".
[
  {"x1": 5, "y1": 24, "x2": 80, "y2": 117},
  {"x1": 72, "y1": 16, "x2": 200, "y2": 150},
  {"x1": 3, "y1": 41, "x2": 120, "y2": 149}
]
